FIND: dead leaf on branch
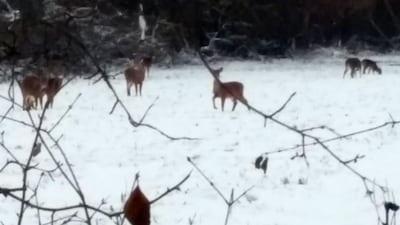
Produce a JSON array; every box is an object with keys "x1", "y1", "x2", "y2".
[{"x1": 124, "y1": 185, "x2": 151, "y2": 225}]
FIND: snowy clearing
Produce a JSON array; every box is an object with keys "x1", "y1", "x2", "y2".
[{"x1": 1, "y1": 53, "x2": 400, "y2": 225}]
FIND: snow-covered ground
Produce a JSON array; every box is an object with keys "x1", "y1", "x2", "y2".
[{"x1": 1, "y1": 52, "x2": 400, "y2": 225}]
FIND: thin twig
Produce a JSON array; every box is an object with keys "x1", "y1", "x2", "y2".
[
  {"x1": 265, "y1": 120, "x2": 400, "y2": 156},
  {"x1": 49, "y1": 93, "x2": 82, "y2": 133},
  {"x1": 188, "y1": 156, "x2": 255, "y2": 225},
  {"x1": 150, "y1": 171, "x2": 192, "y2": 205},
  {"x1": 138, "y1": 97, "x2": 159, "y2": 124},
  {"x1": 18, "y1": 101, "x2": 50, "y2": 225},
  {"x1": 187, "y1": 157, "x2": 228, "y2": 204}
]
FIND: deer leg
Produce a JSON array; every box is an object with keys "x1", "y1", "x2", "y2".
[
  {"x1": 221, "y1": 98, "x2": 225, "y2": 112},
  {"x1": 134, "y1": 84, "x2": 138, "y2": 96},
  {"x1": 343, "y1": 67, "x2": 348, "y2": 78},
  {"x1": 23, "y1": 96, "x2": 29, "y2": 111},
  {"x1": 26, "y1": 97, "x2": 32, "y2": 111},
  {"x1": 29, "y1": 98, "x2": 39, "y2": 110},
  {"x1": 31, "y1": 97, "x2": 37, "y2": 110},
  {"x1": 40, "y1": 96, "x2": 43, "y2": 109},
  {"x1": 22, "y1": 95, "x2": 26, "y2": 110},
  {"x1": 25, "y1": 100, "x2": 30, "y2": 111},
  {"x1": 48, "y1": 96, "x2": 53, "y2": 108},
  {"x1": 29, "y1": 97, "x2": 39, "y2": 109},
  {"x1": 26, "y1": 96, "x2": 34, "y2": 110},
  {"x1": 213, "y1": 95, "x2": 218, "y2": 109},
  {"x1": 127, "y1": 82, "x2": 131, "y2": 96},
  {"x1": 232, "y1": 99, "x2": 237, "y2": 111},
  {"x1": 139, "y1": 83, "x2": 143, "y2": 96}
]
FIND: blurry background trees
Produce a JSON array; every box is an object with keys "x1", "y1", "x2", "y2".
[{"x1": 0, "y1": 0, "x2": 399, "y2": 73}]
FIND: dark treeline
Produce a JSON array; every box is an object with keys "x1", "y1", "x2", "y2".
[{"x1": 0, "y1": 0, "x2": 399, "y2": 72}]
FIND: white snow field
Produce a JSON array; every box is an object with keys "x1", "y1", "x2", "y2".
[{"x1": 1, "y1": 52, "x2": 400, "y2": 225}]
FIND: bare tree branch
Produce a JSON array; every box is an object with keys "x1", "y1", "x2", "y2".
[
  {"x1": 188, "y1": 157, "x2": 254, "y2": 225},
  {"x1": 49, "y1": 93, "x2": 82, "y2": 133}
]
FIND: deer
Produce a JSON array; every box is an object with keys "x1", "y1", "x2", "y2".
[
  {"x1": 35, "y1": 62, "x2": 64, "y2": 108},
  {"x1": 20, "y1": 75, "x2": 48, "y2": 110},
  {"x1": 141, "y1": 55, "x2": 152, "y2": 77},
  {"x1": 199, "y1": 52, "x2": 249, "y2": 112},
  {"x1": 361, "y1": 59, "x2": 382, "y2": 75},
  {"x1": 125, "y1": 58, "x2": 146, "y2": 96},
  {"x1": 44, "y1": 77, "x2": 63, "y2": 108},
  {"x1": 343, "y1": 57, "x2": 361, "y2": 78}
]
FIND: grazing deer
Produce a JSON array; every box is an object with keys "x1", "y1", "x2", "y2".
[
  {"x1": 125, "y1": 58, "x2": 146, "y2": 96},
  {"x1": 343, "y1": 57, "x2": 361, "y2": 78},
  {"x1": 20, "y1": 75, "x2": 48, "y2": 110},
  {"x1": 362, "y1": 59, "x2": 382, "y2": 75},
  {"x1": 199, "y1": 53, "x2": 249, "y2": 112}
]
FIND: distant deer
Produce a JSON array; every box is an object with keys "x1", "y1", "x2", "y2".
[
  {"x1": 20, "y1": 75, "x2": 48, "y2": 110},
  {"x1": 125, "y1": 58, "x2": 146, "y2": 96},
  {"x1": 362, "y1": 59, "x2": 382, "y2": 75},
  {"x1": 343, "y1": 57, "x2": 361, "y2": 78},
  {"x1": 44, "y1": 77, "x2": 63, "y2": 108},
  {"x1": 37, "y1": 62, "x2": 64, "y2": 108},
  {"x1": 199, "y1": 53, "x2": 249, "y2": 111},
  {"x1": 141, "y1": 55, "x2": 152, "y2": 77}
]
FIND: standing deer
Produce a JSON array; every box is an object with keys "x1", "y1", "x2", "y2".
[
  {"x1": 44, "y1": 77, "x2": 63, "y2": 108},
  {"x1": 125, "y1": 58, "x2": 146, "y2": 96},
  {"x1": 343, "y1": 57, "x2": 361, "y2": 78},
  {"x1": 362, "y1": 59, "x2": 382, "y2": 75},
  {"x1": 199, "y1": 53, "x2": 249, "y2": 112},
  {"x1": 20, "y1": 75, "x2": 48, "y2": 110},
  {"x1": 36, "y1": 62, "x2": 64, "y2": 108}
]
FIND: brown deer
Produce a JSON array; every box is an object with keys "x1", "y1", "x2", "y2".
[
  {"x1": 44, "y1": 77, "x2": 63, "y2": 108},
  {"x1": 362, "y1": 59, "x2": 382, "y2": 75},
  {"x1": 36, "y1": 63, "x2": 64, "y2": 108},
  {"x1": 343, "y1": 57, "x2": 361, "y2": 78},
  {"x1": 20, "y1": 75, "x2": 48, "y2": 110},
  {"x1": 125, "y1": 58, "x2": 146, "y2": 96},
  {"x1": 199, "y1": 53, "x2": 249, "y2": 112}
]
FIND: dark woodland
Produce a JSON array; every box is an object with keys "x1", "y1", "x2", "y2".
[{"x1": 0, "y1": 0, "x2": 400, "y2": 74}]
